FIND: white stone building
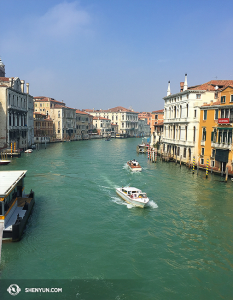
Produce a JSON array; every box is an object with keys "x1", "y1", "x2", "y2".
[
  {"x1": 162, "y1": 74, "x2": 220, "y2": 162},
  {"x1": 0, "y1": 70, "x2": 34, "y2": 150},
  {"x1": 85, "y1": 106, "x2": 139, "y2": 137},
  {"x1": 93, "y1": 117, "x2": 111, "y2": 137}
]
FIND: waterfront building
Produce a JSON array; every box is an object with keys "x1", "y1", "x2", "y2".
[
  {"x1": 162, "y1": 75, "x2": 233, "y2": 163},
  {"x1": 138, "y1": 112, "x2": 152, "y2": 127},
  {"x1": 85, "y1": 106, "x2": 139, "y2": 137},
  {"x1": 150, "y1": 109, "x2": 164, "y2": 147},
  {"x1": 33, "y1": 112, "x2": 54, "y2": 144},
  {"x1": 138, "y1": 118, "x2": 151, "y2": 137},
  {"x1": 76, "y1": 110, "x2": 92, "y2": 140},
  {"x1": 34, "y1": 97, "x2": 76, "y2": 141},
  {"x1": 93, "y1": 117, "x2": 111, "y2": 137},
  {"x1": 110, "y1": 123, "x2": 118, "y2": 138},
  {"x1": 0, "y1": 64, "x2": 34, "y2": 150},
  {"x1": 199, "y1": 85, "x2": 233, "y2": 175}
]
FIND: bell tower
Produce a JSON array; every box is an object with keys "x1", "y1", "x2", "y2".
[{"x1": 0, "y1": 57, "x2": 5, "y2": 77}]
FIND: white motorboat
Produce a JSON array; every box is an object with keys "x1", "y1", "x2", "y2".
[
  {"x1": 116, "y1": 186, "x2": 149, "y2": 208},
  {"x1": 25, "y1": 149, "x2": 33, "y2": 153},
  {"x1": 0, "y1": 159, "x2": 11, "y2": 165},
  {"x1": 127, "y1": 160, "x2": 142, "y2": 172}
]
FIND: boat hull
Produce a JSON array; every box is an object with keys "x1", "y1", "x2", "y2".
[
  {"x1": 127, "y1": 162, "x2": 142, "y2": 172},
  {"x1": 0, "y1": 160, "x2": 11, "y2": 165},
  {"x1": 116, "y1": 188, "x2": 148, "y2": 208}
]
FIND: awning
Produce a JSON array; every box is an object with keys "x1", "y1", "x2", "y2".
[{"x1": 217, "y1": 127, "x2": 233, "y2": 130}]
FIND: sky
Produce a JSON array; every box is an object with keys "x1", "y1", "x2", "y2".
[{"x1": 1, "y1": 0, "x2": 233, "y2": 112}]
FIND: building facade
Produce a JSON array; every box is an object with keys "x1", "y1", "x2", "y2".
[
  {"x1": 93, "y1": 117, "x2": 111, "y2": 137},
  {"x1": 162, "y1": 75, "x2": 233, "y2": 163},
  {"x1": 150, "y1": 109, "x2": 164, "y2": 146},
  {"x1": 34, "y1": 97, "x2": 76, "y2": 141},
  {"x1": 0, "y1": 75, "x2": 34, "y2": 150},
  {"x1": 138, "y1": 118, "x2": 151, "y2": 137},
  {"x1": 34, "y1": 112, "x2": 54, "y2": 143},
  {"x1": 85, "y1": 106, "x2": 139, "y2": 137},
  {"x1": 199, "y1": 86, "x2": 233, "y2": 175},
  {"x1": 76, "y1": 110, "x2": 92, "y2": 140}
]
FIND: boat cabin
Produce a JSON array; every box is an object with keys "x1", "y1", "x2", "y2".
[{"x1": 122, "y1": 187, "x2": 147, "y2": 198}]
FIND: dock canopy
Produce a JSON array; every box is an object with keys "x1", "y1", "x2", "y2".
[{"x1": 0, "y1": 171, "x2": 27, "y2": 199}]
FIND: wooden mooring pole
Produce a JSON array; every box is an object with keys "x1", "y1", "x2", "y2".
[
  {"x1": 225, "y1": 167, "x2": 228, "y2": 182},
  {"x1": 206, "y1": 158, "x2": 209, "y2": 178}
]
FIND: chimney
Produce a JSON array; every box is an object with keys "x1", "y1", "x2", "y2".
[
  {"x1": 180, "y1": 82, "x2": 184, "y2": 92},
  {"x1": 9, "y1": 77, "x2": 12, "y2": 87},
  {"x1": 167, "y1": 81, "x2": 171, "y2": 96},
  {"x1": 21, "y1": 80, "x2": 25, "y2": 93},
  {"x1": 183, "y1": 74, "x2": 188, "y2": 91},
  {"x1": 26, "y1": 83, "x2": 29, "y2": 94}
]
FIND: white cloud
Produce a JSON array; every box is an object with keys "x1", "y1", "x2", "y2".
[
  {"x1": 2, "y1": 1, "x2": 92, "y2": 54},
  {"x1": 37, "y1": 1, "x2": 91, "y2": 38}
]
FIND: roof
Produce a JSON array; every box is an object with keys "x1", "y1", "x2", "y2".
[
  {"x1": 188, "y1": 80, "x2": 233, "y2": 91},
  {"x1": 0, "y1": 77, "x2": 10, "y2": 82},
  {"x1": 0, "y1": 171, "x2": 27, "y2": 198},
  {"x1": 84, "y1": 106, "x2": 138, "y2": 113},
  {"x1": 34, "y1": 97, "x2": 65, "y2": 105},
  {"x1": 152, "y1": 109, "x2": 164, "y2": 113},
  {"x1": 201, "y1": 100, "x2": 220, "y2": 107},
  {"x1": 76, "y1": 110, "x2": 89, "y2": 115}
]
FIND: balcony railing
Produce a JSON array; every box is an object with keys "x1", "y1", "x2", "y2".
[{"x1": 211, "y1": 142, "x2": 232, "y2": 150}]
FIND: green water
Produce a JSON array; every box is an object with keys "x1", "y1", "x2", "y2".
[{"x1": 0, "y1": 138, "x2": 233, "y2": 299}]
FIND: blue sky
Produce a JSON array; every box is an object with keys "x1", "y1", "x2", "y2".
[{"x1": 1, "y1": 0, "x2": 233, "y2": 112}]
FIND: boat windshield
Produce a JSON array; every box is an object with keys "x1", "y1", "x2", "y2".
[{"x1": 138, "y1": 193, "x2": 147, "y2": 198}]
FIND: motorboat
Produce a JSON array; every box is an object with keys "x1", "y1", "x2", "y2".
[
  {"x1": 25, "y1": 149, "x2": 33, "y2": 153},
  {"x1": 136, "y1": 138, "x2": 149, "y2": 153},
  {"x1": 0, "y1": 159, "x2": 11, "y2": 165},
  {"x1": 116, "y1": 186, "x2": 149, "y2": 208},
  {"x1": 127, "y1": 160, "x2": 142, "y2": 172}
]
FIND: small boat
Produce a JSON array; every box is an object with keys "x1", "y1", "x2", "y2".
[
  {"x1": 127, "y1": 160, "x2": 142, "y2": 172},
  {"x1": 105, "y1": 138, "x2": 111, "y2": 141},
  {"x1": 116, "y1": 186, "x2": 149, "y2": 208},
  {"x1": 0, "y1": 159, "x2": 11, "y2": 165},
  {"x1": 25, "y1": 149, "x2": 33, "y2": 153}
]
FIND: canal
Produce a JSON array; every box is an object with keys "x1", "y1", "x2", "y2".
[{"x1": 0, "y1": 138, "x2": 233, "y2": 299}]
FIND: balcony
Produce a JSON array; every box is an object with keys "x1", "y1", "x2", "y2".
[
  {"x1": 201, "y1": 140, "x2": 205, "y2": 146},
  {"x1": 8, "y1": 105, "x2": 27, "y2": 112},
  {"x1": 211, "y1": 142, "x2": 232, "y2": 150}
]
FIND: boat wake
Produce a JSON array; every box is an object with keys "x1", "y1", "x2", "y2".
[
  {"x1": 147, "y1": 200, "x2": 158, "y2": 209},
  {"x1": 122, "y1": 163, "x2": 129, "y2": 170},
  {"x1": 111, "y1": 196, "x2": 128, "y2": 207},
  {"x1": 111, "y1": 196, "x2": 158, "y2": 210}
]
